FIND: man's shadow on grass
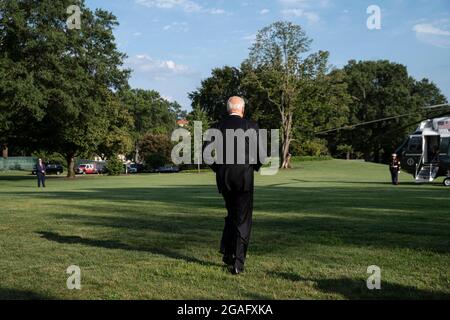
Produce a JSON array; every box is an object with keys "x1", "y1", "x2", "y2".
[
  {"x1": 37, "y1": 231, "x2": 222, "y2": 268},
  {"x1": 268, "y1": 271, "x2": 450, "y2": 300}
]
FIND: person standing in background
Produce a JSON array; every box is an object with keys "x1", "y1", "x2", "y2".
[
  {"x1": 37, "y1": 158, "x2": 46, "y2": 188},
  {"x1": 389, "y1": 153, "x2": 401, "y2": 185}
]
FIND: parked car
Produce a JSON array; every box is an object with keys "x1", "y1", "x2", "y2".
[
  {"x1": 76, "y1": 163, "x2": 98, "y2": 174},
  {"x1": 46, "y1": 163, "x2": 64, "y2": 175},
  {"x1": 126, "y1": 164, "x2": 138, "y2": 174},
  {"x1": 134, "y1": 163, "x2": 145, "y2": 173},
  {"x1": 32, "y1": 162, "x2": 64, "y2": 175},
  {"x1": 96, "y1": 163, "x2": 107, "y2": 174},
  {"x1": 157, "y1": 165, "x2": 180, "y2": 173}
]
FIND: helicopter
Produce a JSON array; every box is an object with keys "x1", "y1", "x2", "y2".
[
  {"x1": 316, "y1": 103, "x2": 450, "y2": 186},
  {"x1": 396, "y1": 117, "x2": 450, "y2": 186}
]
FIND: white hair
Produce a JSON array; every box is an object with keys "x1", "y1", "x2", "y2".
[{"x1": 227, "y1": 97, "x2": 245, "y2": 113}]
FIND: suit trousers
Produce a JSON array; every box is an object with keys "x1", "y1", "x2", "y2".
[
  {"x1": 390, "y1": 169, "x2": 399, "y2": 185},
  {"x1": 220, "y1": 190, "x2": 253, "y2": 270},
  {"x1": 37, "y1": 173, "x2": 46, "y2": 188}
]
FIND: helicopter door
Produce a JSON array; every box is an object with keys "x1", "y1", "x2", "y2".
[
  {"x1": 423, "y1": 135, "x2": 440, "y2": 164},
  {"x1": 416, "y1": 135, "x2": 440, "y2": 183}
]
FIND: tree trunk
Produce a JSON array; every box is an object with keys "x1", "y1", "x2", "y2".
[
  {"x1": 2, "y1": 144, "x2": 8, "y2": 159},
  {"x1": 66, "y1": 153, "x2": 75, "y2": 178},
  {"x1": 281, "y1": 138, "x2": 291, "y2": 169},
  {"x1": 281, "y1": 111, "x2": 293, "y2": 169},
  {"x1": 135, "y1": 144, "x2": 140, "y2": 163}
]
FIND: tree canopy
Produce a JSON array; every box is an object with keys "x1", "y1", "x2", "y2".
[
  {"x1": 119, "y1": 88, "x2": 178, "y2": 162},
  {"x1": 0, "y1": 0, "x2": 131, "y2": 176}
]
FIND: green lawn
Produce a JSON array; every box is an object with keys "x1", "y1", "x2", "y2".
[{"x1": 0, "y1": 160, "x2": 449, "y2": 300}]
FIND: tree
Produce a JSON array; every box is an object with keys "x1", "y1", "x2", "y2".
[
  {"x1": 186, "y1": 104, "x2": 210, "y2": 172},
  {"x1": 97, "y1": 93, "x2": 134, "y2": 160},
  {"x1": 189, "y1": 66, "x2": 243, "y2": 121},
  {"x1": 120, "y1": 89, "x2": 178, "y2": 162},
  {"x1": 2, "y1": 144, "x2": 7, "y2": 159},
  {"x1": 170, "y1": 101, "x2": 188, "y2": 120},
  {"x1": 0, "y1": 0, "x2": 130, "y2": 177},
  {"x1": 246, "y1": 21, "x2": 312, "y2": 168},
  {"x1": 0, "y1": 0, "x2": 48, "y2": 156},
  {"x1": 245, "y1": 22, "x2": 350, "y2": 168},
  {"x1": 290, "y1": 68, "x2": 351, "y2": 151},
  {"x1": 138, "y1": 134, "x2": 173, "y2": 170},
  {"x1": 412, "y1": 78, "x2": 448, "y2": 107}
]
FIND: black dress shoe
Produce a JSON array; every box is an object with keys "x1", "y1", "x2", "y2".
[
  {"x1": 230, "y1": 267, "x2": 244, "y2": 275},
  {"x1": 222, "y1": 255, "x2": 234, "y2": 266}
]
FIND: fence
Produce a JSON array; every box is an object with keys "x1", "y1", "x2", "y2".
[{"x1": 0, "y1": 157, "x2": 37, "y2": 171}]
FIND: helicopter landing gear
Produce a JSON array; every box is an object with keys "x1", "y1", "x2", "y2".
[{"x1": 444, "y1": 178, "x2": 450, "y2": 187}]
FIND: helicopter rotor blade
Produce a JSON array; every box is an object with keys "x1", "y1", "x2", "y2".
[
  {"x1": 391, "y1": 109, "x2": 450, "y2": 135},
  {"x1": 314, "y1": 103, "x2": 450, "y2": 135},
  {"x1": 422, "y1": 103, "x2": 450, "y2": 109}
]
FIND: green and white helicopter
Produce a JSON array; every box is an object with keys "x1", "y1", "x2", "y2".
[{"x1": 396, "y1": 116, "x2": 450, "y2": 186}]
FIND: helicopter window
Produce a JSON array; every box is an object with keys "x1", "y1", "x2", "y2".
[
  {"x1": 440, "y1": 138, "x2": 449, "y2": 154},
  {"x1": 407, "y1": 137, "x2": 422, "y2": 153}
]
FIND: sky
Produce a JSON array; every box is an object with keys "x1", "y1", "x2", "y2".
[{"x1": 85, "y1": 0, "x2": 450, "y2": 111}]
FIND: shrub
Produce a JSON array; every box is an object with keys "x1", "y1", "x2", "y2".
[
  {"x1": 138, "y1": 134, "x2": 173, "y2": 169},
  {"x1": 291, "y1": 155, "x2": 333, "y2": 162},
  {"x1": 336, "y1": 144, "x2": 353, "y2": 160},
  {"x1": 293, "y1": 139, "x2": 329, "y2": 157},
  {"x1": 144, "y1": 153, "x2": 166, "y2": 170},
  {"x1": 106, "y1": 156, "x2": 124, "y2": 175}
]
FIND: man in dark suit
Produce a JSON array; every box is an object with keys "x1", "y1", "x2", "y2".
[
  {"x1": 205, "y1": 96, "x2": 264, "y2": 275},
  {"x1": 36, "y1": 158, "x2": 46, "y2": 188}
]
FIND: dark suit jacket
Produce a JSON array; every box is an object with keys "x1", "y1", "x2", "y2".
[
  {"x1": 205, "y1": 115, "x2": 264, "y2": 194},
  {"x1": 37, "y1": 163, "x2": 46, "y2": 175}
]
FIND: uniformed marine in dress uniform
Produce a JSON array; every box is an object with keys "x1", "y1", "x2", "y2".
[{"x1": 389, "y1": 153, "x2": 401, "y2": 185}]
